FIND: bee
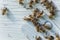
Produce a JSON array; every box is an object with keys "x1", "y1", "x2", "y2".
[
  {"x1": 48, "y1": 12, "x2": 55, "y2": 19},
  {"x1": 40, "y1": 26, "x2": 46, "y2": 32},
  {"x1": 35, "y1": 25, "x2": 40, "y2": 32},
  {"x1": 35, "y1": 24, "x2": 46, "y2": 32},
  {"x1": 33, "y1": 8, "x2": 43, "y2": 18},
  {"x1": 45, "y1": 36, "x2": 54, "y2": 40},
  {"x1": 24, "y1": 17, "x2": 31, "y2": 21},
  {"x1": 33, "y1": 8, "x2": 40, "y2": 13},
  {"x1": 49, "y1": 36, "x2": 54, "y2": 40},
  {"x1": 35, "y1": 22, "x2": 42, "y2": 32},
  {"x1": 29, "y1": 0, "x2": 34, "y2": 8},
  {"x1": 19, "y1": 0, "x2": 24, "y2": 5},
  {"x1": 49, "y1": 8, "x2": 55, "y2": 19},
  {"x1": 33, "y1": 8, "x2": 40, "y2": 17},
  {"x1": 2, "y1": 7, "x2": 8, "y2": 15},
  {"x1": 36, "y1": 11, "x2": 43, "y2": 18},
  {"x1": 48, "y1": 11, "x2": 55, "y2": 19}
]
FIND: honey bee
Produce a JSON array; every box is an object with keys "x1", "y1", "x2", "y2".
[
  {"x1": 36, "y1": 11, "x2": 43, "y2": 18},
  {"x1": 29, "y1": 0, "x2": 34, "y2": 8},
  {"x1": 45, "y1": 36, "x2": 54, "y2": 40},
  {"x1": 35, "y1": 25, "x2": 40, "y2": 32},
  {"x1": 2, "y1": 7, "x2": 8, "y2": 15},
  {"x1": 48, "y1": 12, "x2": 55, "y2": 19},
  {"x1": 24, "y1": 17, "x2": 31, "y2": 21},
  {"x1": 49, "y1": 36, "x2": 54, "y2": 40},
  {"x1": 19, "y1": 0, "x2": 24, "y2": 5},
  {"x1": 33, "y1": 8, "x2": 43, "y2": 18},
  {"x1": 33, "y1": 8, "x2": 40, "y2": 17},
  {"x1": 33, "y1": 8, "x2": 40, "y2": 13},
  {"x1": 24, "y1": 8, "x2": 45, "y2": 32},
  {"x1": 49, "y1": 11, "x2": 55, "y2": 19},
  {"x1": 40, "y1": 26, "x2": 46, "y2": 32},
  {"x1": 35, "y1": 23, "x2": 46, "y2": 32},
  {"x1": 48, "y1": 11, "x2": 55, "y2": 19}
]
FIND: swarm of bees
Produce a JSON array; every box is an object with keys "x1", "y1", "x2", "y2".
[
  {"x1": 24, "y1": 8, "x2": 52, "y2": 32},
  {"x1": 19, "y1": 0, "x2": 56, "y2": 19},
  {"x1": 2, "y1": 7, "x2": 8, "y2": 15},
  {"x1": 1, "y1": 0, "x2": 59, "y2": 40},
  {"x1": 41, "y1": 0, "x2": 56, "y2": 19},
  {"x1": 24, "y1": 8, "x2": 44, "y2": 32},
  {"x1": 23, "y1": 0, "x2": 57, "y2": 39}
]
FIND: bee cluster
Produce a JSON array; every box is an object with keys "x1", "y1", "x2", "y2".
[
  {"x1": 19, "y1": 0, "x2": 56, "y2": 19},
  {"x1": 41, "y1": 0, "x2": 56, "y2": 19},
  {"x1": 1, "y1": 0, "x2": 60, "y2": 40},
  {"x1": 24, "y1": 8, "x2": 52, "y2": 32},
  {"x1": 21, "y1": 0, "x2": 60, "y2": 40}
]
